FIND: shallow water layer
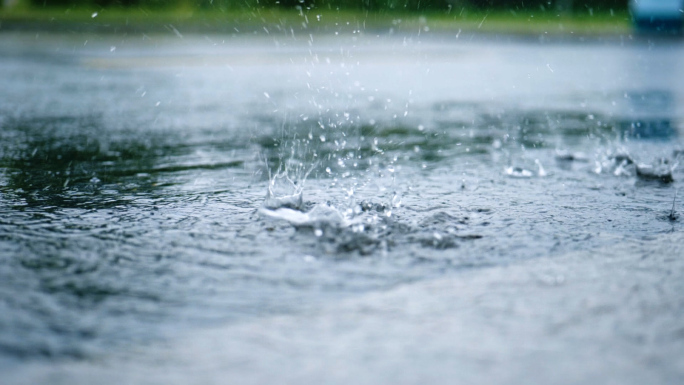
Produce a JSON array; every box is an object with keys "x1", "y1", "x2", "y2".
[{"x1": 0, "y1": 31, "x2": 683, "y2": 376}]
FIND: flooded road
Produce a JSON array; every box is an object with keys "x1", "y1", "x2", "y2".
[{"x1": 1, "y1": 31, "x2": 683, "y2": 383}]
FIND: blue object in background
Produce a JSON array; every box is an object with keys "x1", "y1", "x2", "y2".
[{"x1": 630, "y1": 0, "x2": 684, "y2": 34}]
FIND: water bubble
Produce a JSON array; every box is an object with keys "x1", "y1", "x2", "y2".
[
  {"x1": 505, "y1": 166, "x2": 534, "y2": 178},
  {"x1": 636, "y1": 160, "x2": 674, "y2": 183}
]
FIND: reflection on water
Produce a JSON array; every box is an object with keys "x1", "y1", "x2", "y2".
[
  {"x1": 619, "y1": 90, "x2": 678, "y2": 140},
  {"x1": 0, "y1": 34, "x2": 683, "y2": 371},
  {"x1": 1, "y1": 115, "x2": 252, "y2": 209},
  {"x1": 2, "y1": 115, "x2": 159, "y2": 209}
]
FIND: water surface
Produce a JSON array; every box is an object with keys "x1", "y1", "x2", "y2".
[{"x1": 1, "y1": 31, "x2": 683, "y2": 378}]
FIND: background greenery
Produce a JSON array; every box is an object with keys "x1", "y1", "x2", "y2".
[
  {"x1": 7, "y1": 0, "x2": 628, "y2": 13},
  {"x1": 0, "y1": 0, "x2": 632, "y2": 36}
]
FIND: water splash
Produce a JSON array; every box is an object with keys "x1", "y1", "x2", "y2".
[
  {"x1": 595, "y1": 149, "x2": 677, "y2": 183},
  {"x1": 263, "y1": 160, "x2": 314, "y2": 211},
  {"x1": 636, "y1": 160, "x2": 675, "y2": 183}
]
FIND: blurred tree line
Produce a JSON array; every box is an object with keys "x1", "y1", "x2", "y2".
[{"x1": 17, "y1": 0, "x2": 627, "y2": 13}]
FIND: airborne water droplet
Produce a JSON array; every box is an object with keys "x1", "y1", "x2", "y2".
[
  {"x1": 535, "y1": 159, "x2": 547, "y2": 177},
  {"x1": 392, "y1": 192, "x2": 402, "y2": 208}
]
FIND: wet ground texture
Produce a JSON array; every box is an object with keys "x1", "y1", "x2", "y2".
[{"x1": 1, "y1": 31, "x2": 683, "y2": 383}]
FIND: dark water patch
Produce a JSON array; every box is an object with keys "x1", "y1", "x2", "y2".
[{"x1": 0, "y1": 115, "x2": 252, "y2": 209}]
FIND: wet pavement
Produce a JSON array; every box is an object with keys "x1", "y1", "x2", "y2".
[{"x1": 1, "y1": 30, "x2": 683, "y2": 383}]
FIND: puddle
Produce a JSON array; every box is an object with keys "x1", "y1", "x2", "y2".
[{"x1": 0, "y1": 32, "x2": 683, "y2": 371}]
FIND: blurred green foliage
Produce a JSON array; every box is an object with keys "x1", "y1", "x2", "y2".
[{"x1": 21, "y1": 0, "x2": 627, "y2": 12}]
